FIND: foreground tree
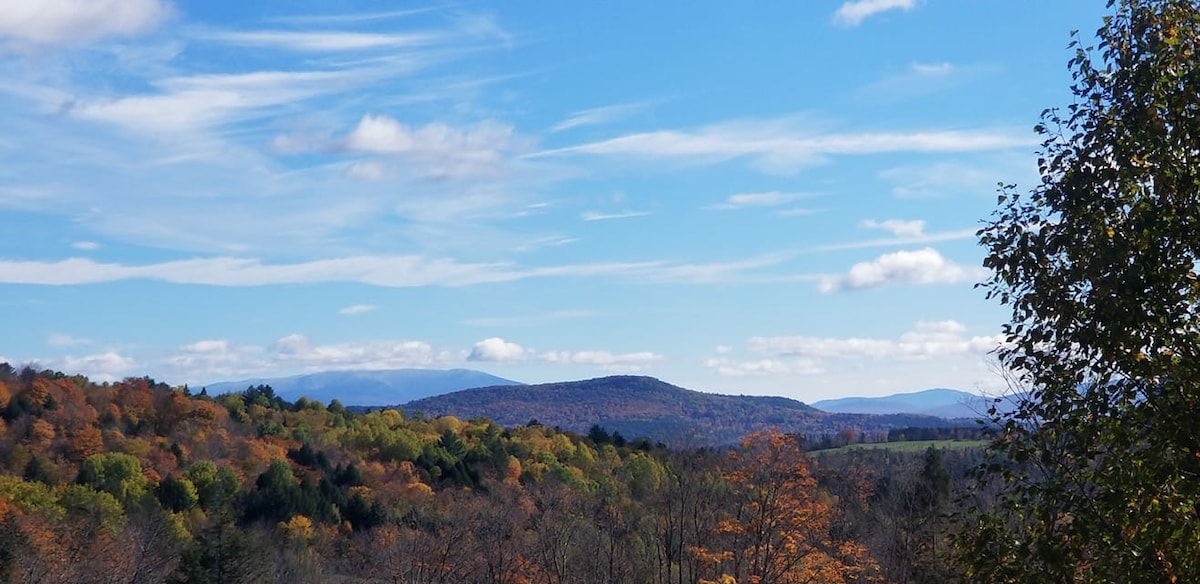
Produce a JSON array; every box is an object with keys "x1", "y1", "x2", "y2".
[
  {"x1": 967, "y1": 1, "x2": 1200, "y2": 582},
  {"x1": 693, "y1": 431, "x2": 876, "y2": 584}
]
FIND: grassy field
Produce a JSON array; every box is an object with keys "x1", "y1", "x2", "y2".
[{"x1": 811, "y1": 439, "x2": 988, "y2": 456}]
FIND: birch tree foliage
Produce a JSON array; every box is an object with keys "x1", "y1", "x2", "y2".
[{"x1": 967, "y1": 1, "x2": 1200, "y2": 582}]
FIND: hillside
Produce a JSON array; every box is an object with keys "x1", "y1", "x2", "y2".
[
  {"x1": 403, "y1": 375, "x2": 961, "y2": 446},
  {"x1": 201, "y1": 368, "x2": 520, "y2": 407}
]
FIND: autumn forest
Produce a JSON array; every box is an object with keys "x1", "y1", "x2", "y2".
[{"x1": 0, "y1": 364, "x2": 975, "y2": 583}]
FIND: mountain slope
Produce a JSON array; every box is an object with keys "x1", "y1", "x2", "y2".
[
  {"x1": 403, "y1": 376, "x2": 960, "y2": 446},
  {"x1": 812, "y1": 388, "x2": 1002, "y2": 419},
  {"x1": 201, "y1": 368, "x2": 520, "y2": 406}
]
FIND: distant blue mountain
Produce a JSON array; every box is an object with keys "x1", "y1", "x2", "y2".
[
  {"x1": 811, "y1": 388, "x2": 1017, "y2": 420},
  {"x1": 200, "y1": 368, "x2": 521, "y2": 407}
]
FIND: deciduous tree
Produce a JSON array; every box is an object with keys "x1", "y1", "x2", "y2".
[{"x1": 968, "y1": 1, "x2": 1200, "y2": 581}]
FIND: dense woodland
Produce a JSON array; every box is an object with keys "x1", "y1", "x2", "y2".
[{"x1": 0, "y1": 363, "x2": 978, "y2": 583}]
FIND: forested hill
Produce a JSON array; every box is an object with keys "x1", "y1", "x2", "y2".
[{"x1": 402, "y1": 375, "x2": 960, "y2": 447}]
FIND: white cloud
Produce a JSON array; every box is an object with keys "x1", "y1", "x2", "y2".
[
  {"x1": 832, "y1": 0, "x2": 916, "y2": 27},
  {"x1": 747, "y1": 320, "x2": 1002, "y2": 361},
  {"x1": 705, "y1": 357, "x2": 823, "y2": 377},
  {"x1": 72, "y1": 241, "x2": 100, "y2": 251},
  {"x1": 167, "y1": 339, "x2": 243, "y2": 374},
  {"x1": 551, "y1": 101, "x2": 655, "y2": 132},
  {"x1": 581, "y1": 210, "x2": 651, "y2": 221},
  {"x1": 47, "y1": 333, "x2": 90, "y2": 347},
  {"x1": 861, "y1": 218, "x2": 925, "y2": 237},
  {"x1": 709, "y1": 191, "x2": 810, "y2": 210},
  {"x1": 0, "y1": 255, "x2": 666, "y2": 287},
  {"x1": 270, "y1": 334, "x2": 436, "y2": 370},
  {"x1": 338, "y1": 304, "x2": 378, "y2": 315},
  {"x1": 541, "y1": 350, "x2": 662, "y2": 371},
  {"x1": 537, "y1": 118, "x2": 1033, "y2": 174},
  {"x1": 880, "y1": 161, "x2": 1004, "y2": 199},
  {"x1": 468, "y1": 337, "x2": 528, "y2": 362},
  {"x1": 910, "y1": 62, "x2": 954, "y2": 77},
  {"x1": 813, "y1": 227, "x2": 976, "y2": 252},
  {"x1": 344, "y1": 161, "x2": 390, "y2": 182},
  {"x1": 0, "y1": 248, "x2": 807, "y2": 289},
  {"x1": 0, "y1": 0, "x2": 172, "y2": 48},
  {"x1": 343, "y1": 114, "x2": 529, "y2": 178},
  {"x1": 72, "y1": 69, "x2": 363, "y2": 133},
  {"x1": 50, "y1": 351, "x2": 137, "y2": 383},
  {"x1": 191, "y1": 29, "x2": 442, "y2": 52},
  {"x1": 819, "y1": 247, "x2": 977, "y2": 292}
]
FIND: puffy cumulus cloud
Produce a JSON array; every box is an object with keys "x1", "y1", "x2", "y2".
[
  {"x1": 860, "y1": 218, "x2": 925, "y2": 238},
  {"x1": 818, "y1": 247, "x2": 977, "y2": 293},
  {"x1": 468, "y1": 337, "x2": 528, "y2": 362},
  {"x1": 49, "y1": 351, "x2": 138, "y2": 383},
  {"x1": 343, "y1": 114, "x2": 530, "y2": 178},
  {"x1": 832, "y1": 0, "x2": 916, "y2": 27},
  {"x1": 0, "y1": 0, "x2": 172, "y2": 48},
  {"x1": 338, "y1": 303, "x2": 378, "y2": 316},
  {"x1": 540, "y1": 350, "x2": 662, "y2": 372}
]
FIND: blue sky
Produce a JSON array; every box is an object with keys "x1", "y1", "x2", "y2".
[{"x1": 0, "y1": 0, "x2": 1106, "y2": 401}]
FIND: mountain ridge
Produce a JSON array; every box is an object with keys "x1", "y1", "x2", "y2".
[
  {"x1": 201, "y1": 368, "x2": 520, "y2": 407},
  {"x1": 811, "y1": 388, "x2": 1012, "y2": 419}
]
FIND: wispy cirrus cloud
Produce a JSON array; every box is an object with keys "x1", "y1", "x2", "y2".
[
  {"x1": 860, "y1": 218, "x2": 925, "y2": 237},
  {"x1": 0, "y1": 251, "x2": 801, "y2": 288},
  {"x1": 535, "y1": 117, "x2": 1034, "y2": 174},
  {"x1": 550, "y1": 100, "x2": 658, "y2": 132},
  {"x1": 811, "y1": 227, "x2": 976, "y2": 252},
  {"x1": 188, "y1": 29, "x2": 444, "y2": 52},
  {"x1": 69, "y1": 69, "x2": 371, "y2": 133},
  {"x1": 708, "y1": 191, "x2": 812, "y2": 210},
  {"x1": 858, "y1": 61, "x2": 993, "y2": 102},
  {"x1": 338, "y1": 303, "x2": 378, "y2": 315},
  {"x1": 832, "y1": 0, "x2": 917, "y2": 27},
  {"x1": 581, "y1": 210, "x2": 651, "y2": 221}
]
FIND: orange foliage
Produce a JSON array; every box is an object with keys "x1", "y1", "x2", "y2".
[
  {"x1": 29, "y1": 419, "x2": 55, "y2": 449},
  {"x1": 66, "y1": 425, "x2": 105, "y2": 463},
  {"x1": 692, "y1": 430, "x2": 878, "y2": 584}
]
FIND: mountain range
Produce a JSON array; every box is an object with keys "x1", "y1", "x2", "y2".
[
  {"x1": 200, "y1": 368, "x2": 519, "y2": 407},
  {"x1": 401, "y1": 376, "x2": 963, "y2": 447},
  {"x1": 811, "y1": 388, "x2": 1001, "y2": 420}
]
